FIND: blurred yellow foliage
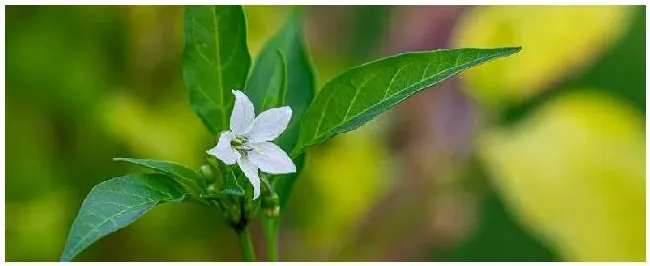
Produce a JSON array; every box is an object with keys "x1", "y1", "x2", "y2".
[
  {"x1": 244, "y1": 6, "x2": 288, "y2": 57},
  {"x1": 6, "y1": 189, "x2": 72, "y2": 260},
  {"x1": 98, "y1": 91, "x2": 210, "y2": 167},
  {"x1": 452, "y1": 6, "x2": 634, "y2": 106},
  {"x1": 479, "y1": 90, "x2": 645, "y2": 261},
  {"x1": 300, "y1": 125, "x2": 390, "y2": 257}
]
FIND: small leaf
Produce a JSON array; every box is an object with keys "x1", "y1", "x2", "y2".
[
  {"x1": 60, "y1": 173, "x2": 187, "y2": 261},
  {"x1": 295, "y1": 47, "x2": 521, "y2": 154},
  {"x1": 113, "y1": 157, "x2": 205, "y2": 194},
  {"x1": 245, "y1": 9, "x2": 316, "y2": 152},
  {"x1": 207, "y1": 157, "x2": 245, "y2": 195},
  {"x1": 183, "y1": 5, "x2": 251, "y2": 135},
  {"x1": 223, "y1": 170, "x2": 246, "y2": 196}
]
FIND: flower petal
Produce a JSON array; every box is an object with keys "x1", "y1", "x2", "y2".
[
  {"x1": 248, "y1": 141, "x2": 296, "y2": 174},
  {"x1": 238, "y1": 157, "x2": 261, "y2": 199},
  {"x1": 247, "y1": 106, "x2": 292, "y2": 143},
  {"x1": 230, "y1": 90, "x2": 255, "y2": 135},
  {"x1": 207, "y1": 131, "x2": 240, "y2": 165}
]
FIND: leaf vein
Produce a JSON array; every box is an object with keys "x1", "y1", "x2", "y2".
[
  {"x1": 420, "y1": 61, "x2": 431, "y2": 80},
  {"x1": 341, "y1": 74, "x2": 374, "y2": 124},
  {"x1": 211, "y1": 7, "x2": 227, "y2": 130},
  {"x1": 383, "y1": 65, "x2": 406, "y2": 99},
  {"x1": 191, "y1": 19, "x2": 215, "y2": 66},
  {"x1": 219, "y1": 16, "x2": 243, "y2": 70},
  {"x1": 66, "y1": 199, "x2": 159, "y2": 258}
]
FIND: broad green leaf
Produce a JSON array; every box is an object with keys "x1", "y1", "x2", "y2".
[
  {"x1": 273, "y1": 153, "x2": 305, "y2": 208},
  {"x1": 183, "y1": 5, "x2": 251, "y2": 135},
  {"x1": 245, "y1": 10, "x2": 315, "y2": 152},
  {"x1": 259, "y1": 51, "x2": 287, "y2": 111},
  {"x1": 295, "y1": 47, "x2": 521, "y2": 153},
  {"x1": 245, "y1": 49, "x2": 287, "y2": 112},
  {"x1": 60, "y1": 173, "x2": 187, "y2": 261},
  {"x1": 113, "y1": 158, "x2": 206, "y2": 194},
  {"x1": 479, "y1": 90, "x2": 645, "y2": 261}
]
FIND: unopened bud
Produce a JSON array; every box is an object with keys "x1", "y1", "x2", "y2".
[
  {"x1": 205, "y1": 184, "x2": 218, "y2": 194},
  {"x1": 262, "y1": 193, "x2": 279, "y2": 209},
  {"x1": 265, "y1": 206, "x2": 280, "y2": 218},
  {"x1": 200, "y1": 164, "x2": 214, "y2": 182}
]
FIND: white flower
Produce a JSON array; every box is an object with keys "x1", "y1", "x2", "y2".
[{"x1": 207, "y1": 90, "x2": 296, "y2": 199}]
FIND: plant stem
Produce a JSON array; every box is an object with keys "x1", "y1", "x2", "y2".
[
  {"x1": 236, "y1": 227, "x2": 256, "y2": 262},
  {"x1": 262, "y1": 218, "x2": 279, "y2": 261}
]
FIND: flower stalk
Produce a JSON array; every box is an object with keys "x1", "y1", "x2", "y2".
[
  {"x1": 235, "y1": 226, "x2": 257, "y2": 262},
  {"x1": 263, "y1": 218, "x2": 279, "y2": 261}
]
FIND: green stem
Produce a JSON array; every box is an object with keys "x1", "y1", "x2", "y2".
[
  {"x1": 236, "y1": 227, "x2": 257, "y2": 262},
  {"x1": 263, "y1": 218, "x2": 279, "y2": 261}
]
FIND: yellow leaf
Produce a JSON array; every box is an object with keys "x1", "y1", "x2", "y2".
[
  {"x1": 98, "y1": 91, "x2": 209, "y2": 166},
  {"x1": 479, "y1": 90, "x2": 645, "y2": 261},
  {"x1": 452, "y1": 6, "x2": 634, "y2": 106}
]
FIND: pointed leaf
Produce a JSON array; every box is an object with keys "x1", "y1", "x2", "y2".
[
  {"x1": 295, "y1": 47, "x2": 521, "y2": 154},
  {"x1": 60, "y1": 173, "x2": 187, "y2": 261},
  {"x1": 245, "y1": 10, "x2": 315, "y2": 152},
  {"x1": 183, "y1": 5, "x2": 251, "y2": 135},
  {"x1": 113, "y1": 157, "x2": 206, "y2": 194}
]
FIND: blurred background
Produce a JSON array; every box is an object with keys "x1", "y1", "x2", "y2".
[{"x1": 5, "y1": 5, "x2": 645, "y2": 262}]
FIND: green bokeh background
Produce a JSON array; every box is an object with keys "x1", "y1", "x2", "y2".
[{"x1": 6, "y1": 5, "x2": 645, "y2": 261}]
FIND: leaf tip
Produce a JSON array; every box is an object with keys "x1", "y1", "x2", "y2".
[
  {"x1": 489, "y1": 46, "x2": 522, "y2": 58},
  {"x1": 506, "y1": 46, "x2": 523, "y2": 54}
]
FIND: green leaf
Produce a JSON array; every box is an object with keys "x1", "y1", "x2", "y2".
[
  {"x1": 113, "y1": 157, "x2": 206, "y2": 194},
  {"x1": 206, "y1": 157, "x2": 245, "y2": 196},
  {"x1": 223, "y1": 170, "x2": 246, "y2": 196},
  {"x1": 60, "y1": 173, "x2": 187, "y2": 262},
  {"x1": 295, "y1": 47, "x2": 521, "y2": 154},
  {"x1": 183, "y1": 5, "x2": 251, "y2": 135},
  {"x1": 258, "y1": 50, "x2": 288, "y2": 111},
  {"x1": 245, "y1": 10, "x2": 316, "y2": 152},
  {"x1": 272, "y1": 153, "x2": 305, "y2": 208}
]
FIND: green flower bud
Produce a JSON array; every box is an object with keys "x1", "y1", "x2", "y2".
[
  {"x1": 262, "y1": 192, "x2": 279, "y2": 209},
  {"x1": 265, "y1": 206, "x2": 280, "y2": 218},
  {"x1": 200, "y1": 164, "x2": 213, "y2": 181},
  {"x1": 205, "y1": 183, "x2": 218, "y2": 194}
]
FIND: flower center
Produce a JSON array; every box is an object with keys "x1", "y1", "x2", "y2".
[{"x1": 231, "y1": 135, "x2": 253, "y2": 156}]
